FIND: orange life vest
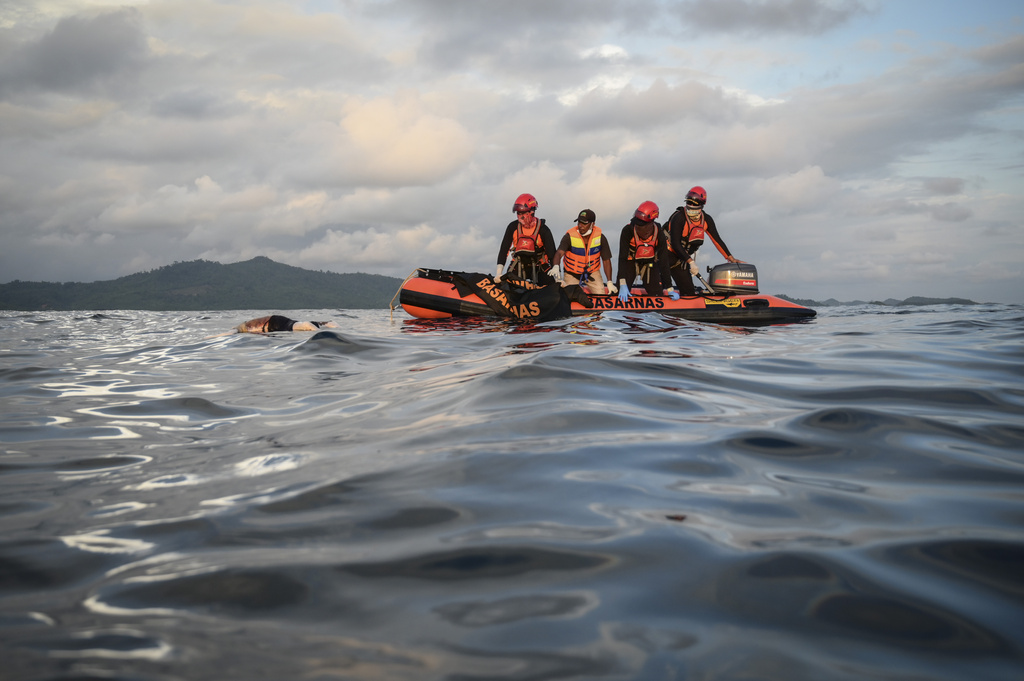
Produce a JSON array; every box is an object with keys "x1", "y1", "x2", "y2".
[
  {"x1": 666, "y1": 211, "x2": 705, "y2": 256},
  {"x1": 682, "y1": 213, "x2": 706, "y2": 247},
  {"x1": 563, "y1": 226, "x2": 603, "y2": 278},
  {"x1": 514, "y1": 222, "x2": 543, "y2": 256},
  {"x1": 631, "y1": 225, "x2": 658, "y2": 262}
]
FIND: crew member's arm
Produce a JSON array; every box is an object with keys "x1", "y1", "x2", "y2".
[
  {"x1": 495, "y1": 222, "x2": 517, "y2": 280},
  {"x1": 667, "y1": 210, "x2": 687, "y2": 261},
  {"x1": 552, "y1": 233, "x2": 571, "y2": 268},
  {"x1": 616, "y1": 226, "x2": 634, "y2": 289},
  {"x1": 704, "y1": 214, "x2": 741, "y2": 263},
  {"x1": 600, "y1": 240, "x2": 613, "y2": 283},
  {"x1": 540, "y1": 221, "x2": 557, "y2": 265},
  {"x1": 655, "y1": 230, "x2": 674, "y2": 290},
  {"x1": 496, "y1": 222, "x2": 516, "y2": 267},
  {"x1": 681, "y1": 233, "x2": 702, "y2": 275},
  {"x1": 547, "y1": 231, "x2": 570, "y2": 282}
]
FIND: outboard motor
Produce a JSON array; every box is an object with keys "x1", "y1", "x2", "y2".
[{"x1": 708, "y1": 262, "x2": 759, "y2": 294}]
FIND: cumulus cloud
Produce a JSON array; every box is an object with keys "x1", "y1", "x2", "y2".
[
  {"x1": 297, "y1": 223, "x2": 493, "y2": 271},
  {"x1": 928, "y1": 203, "x2": 972, "y2": 223},
  {"x1": 752, "y1": 166, "x2": 841, "y2": 213},
  {"x1": 0, "y1": 1, "x2": 1021, "y2": 304},
  {"x1": 335, "y1": 93, "x2": 476, "y2": 186},
  {"x1": 675, "y1": 0, "x2": 872, "y2": 36},
  {"x1": 922, "y1": 177, "x2": 965, "y2": 196},
  {"x1": 602, "y1": 46, "x2": 1024, "y2": 185},
  {"x1": 0, "y1": 9, "x2": 146, "y2": 96},
  {"x1": 562, "y1": 79, "x2": 743, "y2": 131},
  {"x1": 970, "y1": 34, "x2": 1024, "y2": 66},
  {"x1": 149, "y1": 88, "x2": 245, "y2": 120},
  {"x1": 93, "y1": 176, "x2": 278, "y2": 235},
  {"x1": 390, "y1": 0, "x2": 641, "y2": 65}
]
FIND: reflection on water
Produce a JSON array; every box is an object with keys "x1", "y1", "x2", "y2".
[{"x1": 1, "y1": 305, "x2": 1023, "y2": 680}]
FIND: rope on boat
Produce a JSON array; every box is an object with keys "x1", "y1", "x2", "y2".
[{"x1": 389, "y1": 268, "x2": 426, "y2": 321}]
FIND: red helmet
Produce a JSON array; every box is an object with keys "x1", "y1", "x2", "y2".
[
  {"x1": 686, "y1": 186, "x2": 707, "y2": 207},
  {"x1": 634, "y1": 200, "x2": 659, "y2": 223},
  {"x1": 513, "y1": 193, "x2": 538, "y2": 213}
]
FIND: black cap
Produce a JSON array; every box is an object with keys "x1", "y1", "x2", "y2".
[{"x1": 575, "y1": 209, "x2": 596, "y2": 223}]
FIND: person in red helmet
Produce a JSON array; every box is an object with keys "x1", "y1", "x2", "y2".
[
  {"x1": 664, "y1": 186, "x2": 743, "y2": 295},
  {"x1": 494, "y1": 193, "x2": 556, "y2": 285},
  {"x1": 615, "y1": 200, "x2": 679, "y2": 302},
  {"x1": 551, "y1": 208, "x2": 615, "y2": 296}
]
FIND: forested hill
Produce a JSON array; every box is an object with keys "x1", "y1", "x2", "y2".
[
  {"x1": 778, "y1": 294, "x2": 980, "y2": 307},
  {"x1": 0, "y1": 257, "x2": 405, "y2": 311}
]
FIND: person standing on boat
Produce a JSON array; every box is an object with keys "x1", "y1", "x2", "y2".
[
  {"x1": 551, "y1": 209, "x2": 616, "y2": 296},
  {"x1": 616, "y1": 201, "x2": 679, "y2": 302},
  {"x1": 664, "y1": 186, "x2": 743, "y2": 295},
  {"x1": 494, "y1": 193, "x2": 556, "y2": 285}
]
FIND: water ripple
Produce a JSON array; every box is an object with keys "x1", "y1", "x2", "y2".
[{"x1": 0, "y1": 307, "x2": 1022, "y2": 680}]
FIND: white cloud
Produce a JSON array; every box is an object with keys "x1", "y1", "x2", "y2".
[
  {"x1": 336, "y1": 92, "x2": 476, "y2": 186},
  {"x1": 580, "y1": 44, "x2": 629, "y2": 61},
  {"x1": 752, "y1": 166, "x2": 841, "y2": 214},
  {"x1": 0, "y1": 1, "x2": 1021, "y2": 303},
  {"x1": 296, "y1": 223, "x2": 494, "y2": 271},
  {"x1": 675, "y1": 0, "x2": 873, "y2": 36}
]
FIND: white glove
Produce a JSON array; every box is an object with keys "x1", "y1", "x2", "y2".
[
  {"x1": 688, "y1": 260, "x2": 698, "y2": 276},
  {"x1": 547, "y1": 265, "x2": 562, "y2": 282},
  {"x1": 494, "y1": 263, "x2": 504, "y2": 282},
  {"x1": 606, "y1": 282, "x2": 617, "y2": 295}
]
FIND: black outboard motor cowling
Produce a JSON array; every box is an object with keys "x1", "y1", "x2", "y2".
[{"x1": 708, "y1": 263, "x2": 759, "y2": 294}]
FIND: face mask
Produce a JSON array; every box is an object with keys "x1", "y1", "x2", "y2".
[{"x1": 686, "y1": 207, "x2": 702, "y2": 220}]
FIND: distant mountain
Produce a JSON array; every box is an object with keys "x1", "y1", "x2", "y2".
[
  {"x1": 777, "y1": 294, "x2": 980, "y2": 307},
  {"x1": 895, "y1": 296, "x2": 980, "y2": 306},
  {"x1": 0, "y1": 257, "x2": 405, "y2": 311}
]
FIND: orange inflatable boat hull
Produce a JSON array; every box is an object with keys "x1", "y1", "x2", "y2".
[{"x1": 399, "y1": 270, "x2": 816, "y2": 325}]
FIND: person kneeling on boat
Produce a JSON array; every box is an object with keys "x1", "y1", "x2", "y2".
[
  {"x1": 494, "y1": 193, "x2": 556, "y2": 286},
  {"x1": 616, "y1": 201, "x2": 680, "y2": 302},
  {"x1": 550, "y1": 208, "x2": 616, "y2": 296},
  {"x1": 236, "y1": 315, "x2": 338, "y2": 333},
  {"x1": 664, "y1": 186, "x2": 744, "y2": 295}
]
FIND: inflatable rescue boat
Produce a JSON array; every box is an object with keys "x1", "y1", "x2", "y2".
[{"x1": 397, "y1": 263, "x2": 816, "y2": 325}]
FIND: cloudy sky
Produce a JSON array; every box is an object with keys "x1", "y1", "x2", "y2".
[{"x1": 1, "y1": 0, "x2": 1022, "y2": 303}]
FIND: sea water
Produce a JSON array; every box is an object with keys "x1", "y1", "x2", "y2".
[{"x1": 1, "y1": 305, "x2": 1022, "y2": 680}]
